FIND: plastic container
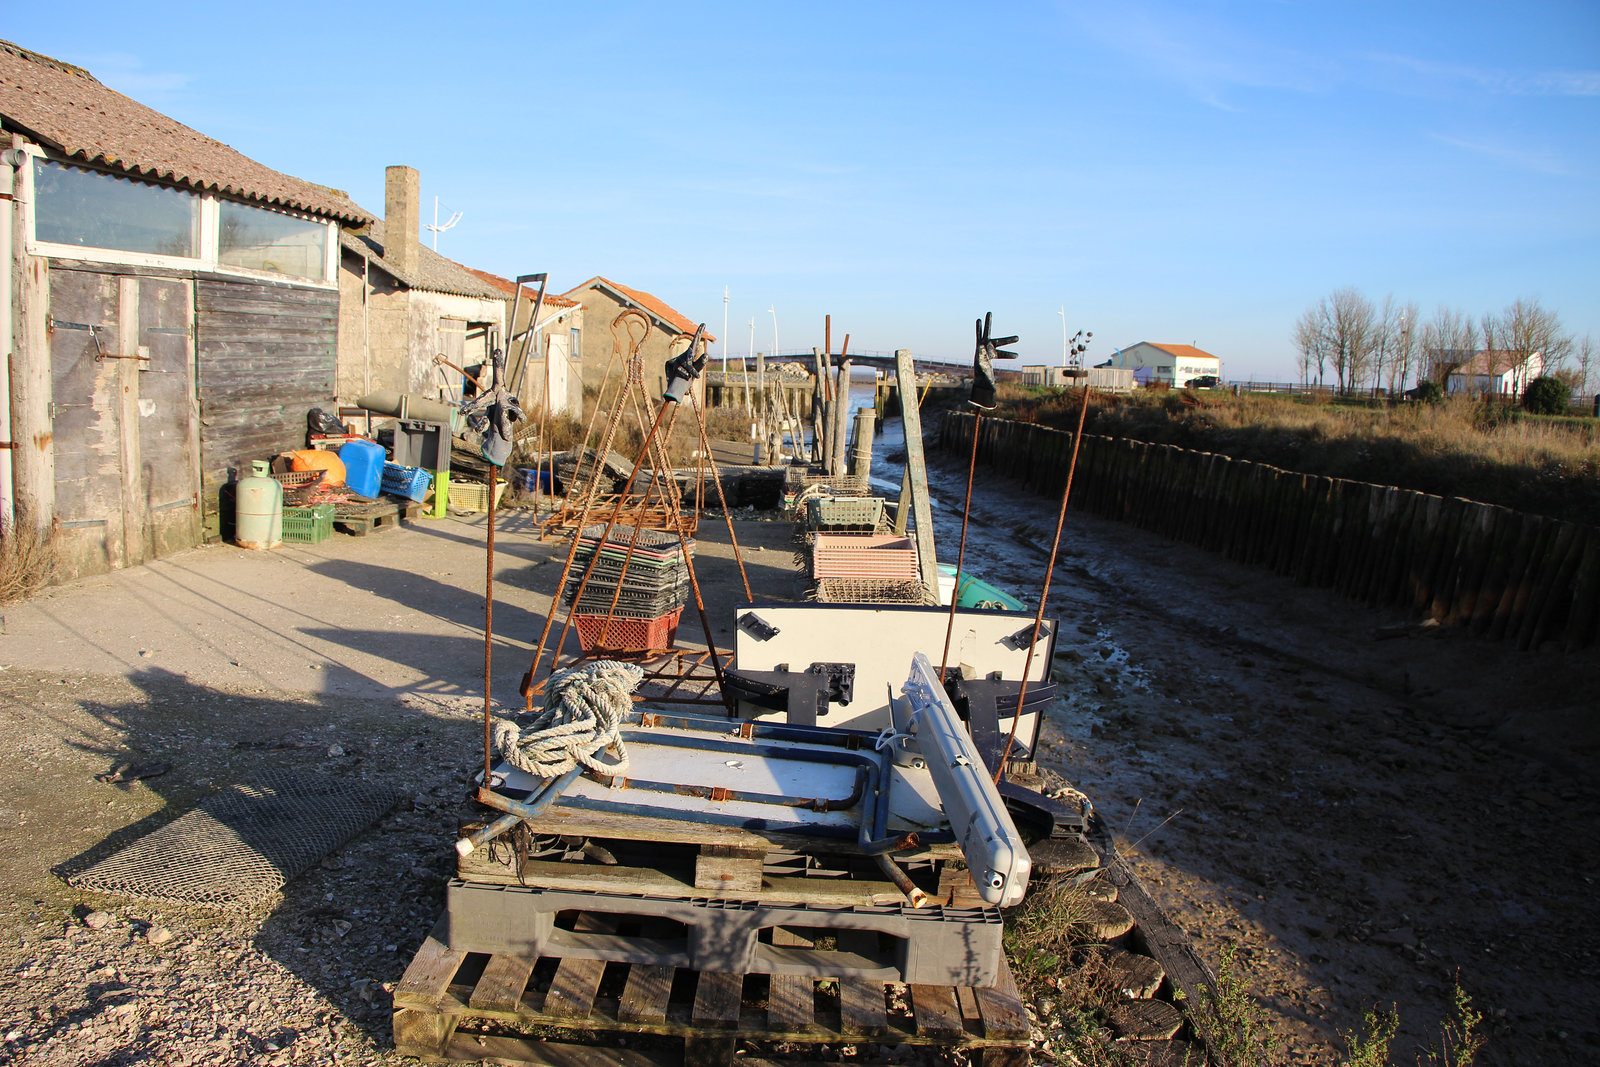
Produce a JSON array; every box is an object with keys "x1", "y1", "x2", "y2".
[
  {"x1": 289, "y1": 449, "x2": 346, "y2": 486},
  {"x1": 235, "y1": 460, "x2": 283, "y2": 549},
  {"x1": 282, "y1": 503, "x2": 335, "y2": 545},
  {"x1": 339, "y1": 439, "x2": 385, "y2": 499},
  {"x1": 573, "y1": 607, "x2": 683, "y2": 653},
  {"x1": 446, "y1": 479, "x2": 507, "y2": 513},
  {"x1": 381, "y1": 462, "x2": 433, "y2": 502}
]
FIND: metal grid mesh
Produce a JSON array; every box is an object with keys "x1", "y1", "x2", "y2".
[
  {"x1": 813, "y1": 578, "x2": 932, "y2": 604},
  {"x1": 65, "y1": 773, "x2": 401, "y2": 910}
]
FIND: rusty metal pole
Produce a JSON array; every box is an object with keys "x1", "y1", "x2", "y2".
[
  {"x1": 483, "y1": 466, "x2": 498, "y2": 787},
  {"x1": 996, "y1": 382, "x2": 1092, "y2": 779}
]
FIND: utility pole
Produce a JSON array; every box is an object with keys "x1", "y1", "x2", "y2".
[
  {"x1": 1059, "y1": 306, "x2": 1067, "y2": 368},
  {"x1": 722, "y1": 287, "x2": 730, "y2": 377}
]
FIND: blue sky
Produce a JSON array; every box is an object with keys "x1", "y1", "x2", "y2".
[{"x1": 9, "y1": 1, "x2": 1597, "y2": 378}]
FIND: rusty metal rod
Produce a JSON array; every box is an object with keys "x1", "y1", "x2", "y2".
[{"x1": 995, "y1": 382, "x2": 1092, "y2": 781}]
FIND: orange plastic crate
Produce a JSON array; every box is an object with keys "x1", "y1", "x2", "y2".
[{"x1": 573, "y1": 607, "x2": 684, "y2": 653}]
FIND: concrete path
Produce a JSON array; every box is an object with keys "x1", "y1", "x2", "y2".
[{"x1": 0, "y1": 510, "x2": 795, "y2": 705}]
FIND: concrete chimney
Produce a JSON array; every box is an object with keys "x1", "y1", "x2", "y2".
[{"x1": 384, "y1": 165, "x2": 421, "y2": 279}]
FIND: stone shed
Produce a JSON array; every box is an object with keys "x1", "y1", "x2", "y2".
[
  {"x1": 336, "y1": 166, "x2": 505, "y2": 406},
  {"x1": 0, "y1": 38, "x2": 370, "y2": 577}
]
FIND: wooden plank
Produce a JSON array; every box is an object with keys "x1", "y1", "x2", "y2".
[
  {"x1": 895, "y1": 348, "x2": 938, "y2": 600},
  {"x1": 617, "y1": 963, "x2": 674, "y2": 1026},
  {"x1": 393, "y1": 926, "x2": 466, "y2": 1007},
  {"x1": 440, "y1": 1032, "x2": 671, "y2": 1066},
  {"x1": 1518, "y1": 521, "x2": 1581, "y2": 650},
  {"x1": 973, "y1": 955, "x2": 1030, "y2": 1040},
  {"x1": 543, "y1": 956, "x2": 607, "y2": 1020},
  {"x1": 695, "y1": 845, "x2": 765, "y2": 895},
  {"x1": 838, "y1": 978, "x2": 889, "y2": 1037},
  {"x1": 691, "y1": 971, "x2": 744, "y2": 1030},
  {"x1": 767, "y1": 928, "x2": 819, "y2": 1034},
  {"x1": 391, "y1": 1007, "x2": 458, "y2": 1058},
  {"x1": 908, "y1": 983, "x2": 965, "y2": 1038},
  {"x1": 468, "y1": 954, "x2": 535, "y2": 1015},
  {"x1": 766, "y1": 973, "x2": 818, "y2": 1034},
  {"x1": 541, "y1": 914, "x2": 613, "y2": 1020}
]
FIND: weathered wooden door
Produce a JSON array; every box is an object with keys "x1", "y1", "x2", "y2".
[
  {"x1": 544, "y1": 332, "x2": 570, "y2": 415},
  {"x1": 49, "y1": 268, "x2": 201, "y2": 577}
]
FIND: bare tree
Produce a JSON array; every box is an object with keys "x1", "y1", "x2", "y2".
[
  {"x1": 1420, "y1": 305, "x2": 1477, "y2": 387},
  {"x1": 1293, "y1": 306, "x2": 1327, "y2": 388},
  {"x1": 1575, "y1": 334, "x2": 1595, "y2": 400},
  {"x1": 1389, "y1": 300, "x2": 1420, "y2": 394},
  {"x1": 1369, "y1": 294, "x2": 1402, "y2": 395},
  {"x1": 1483, "y1": 298, "x2": 1572, "y2": 392},
  {"x1": 1326, "y1": 287, "x2": 1377, "y2": 394}
]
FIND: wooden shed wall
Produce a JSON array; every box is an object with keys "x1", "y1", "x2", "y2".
[{"x1": 195, "y1": 278, "x2": 338, "y2": 539}]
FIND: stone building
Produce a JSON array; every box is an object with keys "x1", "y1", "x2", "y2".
[
  {"x1": 336, "y1": 166, "x2": 504, "y2": 407},
  {"x1": 561, "y1": 276, "x2": 714, "y2": 404},
  {"x1": 463, "y1": 269, "x2": 584, "y2": 417}
]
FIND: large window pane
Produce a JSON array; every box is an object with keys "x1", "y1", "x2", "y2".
[
  {"x1": 218, "y1": 200, "x2": 327, "y2": 282},
  {"x1": 34, "y1": 159, "x2": 199, "y2": 256}
]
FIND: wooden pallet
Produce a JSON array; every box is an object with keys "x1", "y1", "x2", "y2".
[
  {"x1": 393, "y1": 918, "x2": 1031, "y2": 1066},
  {"x1": 333, "y1": 498, "x2": 415, "y2": 536}
]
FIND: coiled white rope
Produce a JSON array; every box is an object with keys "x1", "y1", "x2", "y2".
[{"x1": 492, "y1": 660, "x2": 643, "y2": 778}]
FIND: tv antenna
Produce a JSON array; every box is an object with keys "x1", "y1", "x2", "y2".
[{"x1": 426, "y1": 195, "x2": 463, "y2": 250}]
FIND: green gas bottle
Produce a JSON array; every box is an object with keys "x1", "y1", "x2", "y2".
[{"x1": 235, "y1": 461, "x2": 283, "y2": 549}]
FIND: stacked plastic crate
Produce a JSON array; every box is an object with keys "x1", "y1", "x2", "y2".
[
  {"x1": 564, "y1": 524, "x2": 693, "y2": 652},
  {"x1": 810, "y1": 530, "x2": 928, "y2": 604}
]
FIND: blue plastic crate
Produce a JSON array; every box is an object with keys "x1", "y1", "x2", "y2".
[{"x1": 382, "y1": 462, "x2": 433, "y2": 502}]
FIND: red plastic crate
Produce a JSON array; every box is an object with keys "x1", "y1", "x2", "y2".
[{"x1": 573, "y1": 607, "x2": 684, "y2": 653}]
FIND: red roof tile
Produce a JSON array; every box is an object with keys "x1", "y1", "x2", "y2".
[
  {"x1": 463, "y1": 268, "x2": 579, "y2": 308},
  {"x1": 1146, "y1": 343, "x2": 1219, "y2": 363},
  {"x1": 564, "y1": 276, "x2": 715, "y2": 342},
  {"x1": 0, "y1": 38, "x2": 369, "y2": 223}
]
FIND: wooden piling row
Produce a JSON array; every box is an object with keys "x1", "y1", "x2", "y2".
[{"x1": 940, "y1": 413, "x2": 1599, "y2": 650}]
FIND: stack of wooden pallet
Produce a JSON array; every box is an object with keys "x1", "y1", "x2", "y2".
[{"x1": 396, "y1": 801, "x2": 1035, "y2": 1066}]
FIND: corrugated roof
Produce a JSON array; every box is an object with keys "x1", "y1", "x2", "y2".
[
  {"x1": 341, "y1": 219, "x2": 504, "y2": 300},
  {"x1": 565, "y1": 275, "x2": 715, "y2": 342},
  {"x1": 0, "y1": 38, "x2": 369, "y2": 224},
  {"x1": 463, "y1": 267, "x2": 580, "y2": 308}
]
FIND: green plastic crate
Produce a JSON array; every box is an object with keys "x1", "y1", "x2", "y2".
[{"x1": 282, "y1": 503, "x2": 334, "y2": 544}]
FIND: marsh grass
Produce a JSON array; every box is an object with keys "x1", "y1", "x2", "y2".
[{"x1": 989, "y1": 386, "x2": 1600, "y2": 526}]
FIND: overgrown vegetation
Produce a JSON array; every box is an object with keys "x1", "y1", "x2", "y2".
[
  {"x1": 1005, "y1": 878, "x2": 1195, "y2": 1066},
  {"x1": 0, "y1": 523, "x2": 56, "y2": 603},
  {"x1": 1337, "y1": 980, "x2": 1486, "y2": 1067},
  {"x1": 1193, "y1": 941, "x2": 1286, "y2": 1065},
  {"x1": 985, "y1": 385, "x2": 1600, "y2": 527}
]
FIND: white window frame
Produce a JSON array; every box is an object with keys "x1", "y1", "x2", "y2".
[{"x1": 22, "y1": 146, "x2": 339, "y2": 289}]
